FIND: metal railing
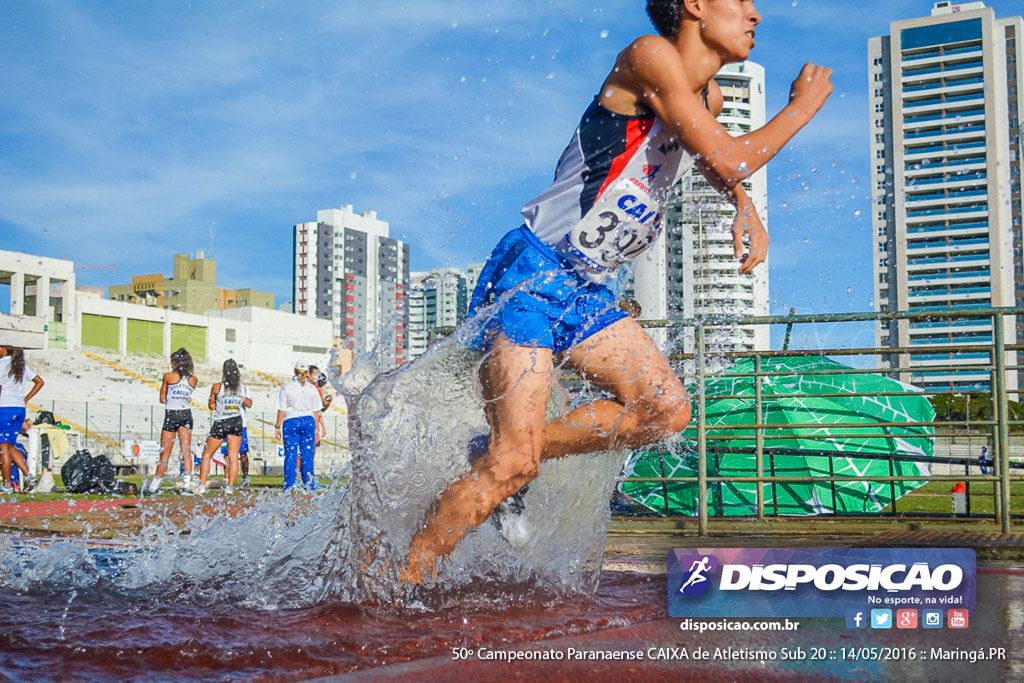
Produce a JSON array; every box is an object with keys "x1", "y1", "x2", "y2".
[{"x1": 619, "y1": 306, "x2": 1024, "y2": 534}]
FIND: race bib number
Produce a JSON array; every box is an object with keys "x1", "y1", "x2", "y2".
[{"x1": 565, "y1": 178, "x2": 662, "y2": 272}]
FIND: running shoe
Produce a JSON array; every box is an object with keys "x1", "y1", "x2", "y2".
[
  {"x1": 0, "y1": 483, "x2": 13, "y2": 495},
  {"x1": 491, "y1": 485, "x2": 532, "y2": 548},
  {"x1": 224, "y1": 486, "x2": 235, "y2": 495},
  {"x1": 21, "y1": 475, "x2": 36, "y2": 493},
  {"x1": 467, "y1": 432, "x2": 490, "y2": 465},
  {"x1": 240, "y1": 476, "x2": 250, "y2": 488}
]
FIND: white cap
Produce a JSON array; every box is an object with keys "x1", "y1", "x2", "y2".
[{"x1": 295, "y1": 360, "x2": 309, "y2": 372}]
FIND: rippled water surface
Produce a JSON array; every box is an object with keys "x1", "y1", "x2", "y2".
[{"x1": 0, "y1": 565, "x2": 660, "y2": 681}]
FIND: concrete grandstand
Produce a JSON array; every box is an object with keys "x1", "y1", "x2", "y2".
[{"x1": 24, "y1": 347, "x2": 350, "y2": 476}]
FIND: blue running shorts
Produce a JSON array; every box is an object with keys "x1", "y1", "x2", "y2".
[
  {"x1": 0, "y1": 407, "x2": 26, "y2": 445},
  {"x1": 468, "y1": 226, "x2": 628, "y2": 353}
]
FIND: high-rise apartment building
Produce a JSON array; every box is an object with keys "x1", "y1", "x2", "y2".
[
  {"x1": 407, "y1": 267, "x2": 469, "y2": 361},
  {"x1": 633, "y1": 61, "x2": 770, "y2": 355},
  {"x1": 293, "y1": 204, "x2": 410, "y2": 367},
  {"x1": 870, "y1": 1, "x2": 1022, "y2": 390}
]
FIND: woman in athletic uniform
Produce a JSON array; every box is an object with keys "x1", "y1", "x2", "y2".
[
  {"x1": 197, "y1": 359, "x2": 252, "y2": 495},
  {"x1": 0, "y1": 347, "x2": 43, "y2": 494},
  {"x1": 400, "y1": 0, "x2": 834, "y2": 582},
  {"x1": 148, "y1": 347, "x2": 198, "y2": 495}
]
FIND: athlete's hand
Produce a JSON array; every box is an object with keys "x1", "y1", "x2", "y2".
[
  {"x1": 733, "y1": 202, "x2": 769, "y2": 275},
  {"x1": 789, "y1": 63, "x2": 833, "y2": 119}
]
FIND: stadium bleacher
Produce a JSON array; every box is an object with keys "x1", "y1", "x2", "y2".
[{"x1": 23, "y1": 348, "x2": 350, "y2": 474}]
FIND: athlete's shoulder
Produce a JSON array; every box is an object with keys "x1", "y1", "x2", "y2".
[
  {"x1": 621, "y1": 34, "x2": 680, "y2": 69},
  {"x1": 163, "y1": 371, "x2": 179, "y2": 384}
]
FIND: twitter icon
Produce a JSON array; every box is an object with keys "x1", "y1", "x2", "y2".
[{"x1": 871, "y1": 609, "x2": 893, "y2": 629}]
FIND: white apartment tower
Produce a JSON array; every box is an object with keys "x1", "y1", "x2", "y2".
[
  {"x1": 293, "y1": 204, "x2": 410, "y2": 367},
  {"x1": 633, "y1": 61, "x2": 770, "y2": 354},
  {"x1": 870, "y1": 2, "x2": 1023, "y2": 390},
  {"x1": 407, "y1": 267, "x2": 469, "y2": 361}
]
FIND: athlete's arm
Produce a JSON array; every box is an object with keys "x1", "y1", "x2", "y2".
[
  {"x1": 208, "y1": 383, "x2": 220, "y2": 411},
  {"x1": 731, "y1": 184, "x2": 768, "y2": 274},
  {"x1": 274, "y1": 410, "x2": 285, "y2": 441},
  {"x1": 623, "y1": 37, "x2": 832, "y2": 187},
  {"x1": 703, "y1": 79, "x2": 769, "y2": 274},
  {"x1": 24, "y1": 375, "x2": 43, "y2": 404},
  {"x1": 159, "y1": 373, "x2": 171, "y2": 404}
]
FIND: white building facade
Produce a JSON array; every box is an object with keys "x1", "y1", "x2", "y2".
[
  {"x1": 407, "y1": 267, "x2": 470, "y2": 361},
  {"x1": 0, "y1": 249, "x2": 76, "y2": 349},
  {"x1": 632, "y1": 61, "x2": 770, "y2": 355},
  {"x1": 293, "y1": 205, "x2": 411, "y2": 367},
  {"x1": 870, "y1": 2, "x2": 1023, "y2": 391}
]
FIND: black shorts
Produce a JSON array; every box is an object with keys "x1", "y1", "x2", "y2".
[
  {"x1": 162, "y1": 409, "x2": 193, "y2": 433},
  {"x1": 209, "y1": 416, "x2": 244, "y2": 441}
]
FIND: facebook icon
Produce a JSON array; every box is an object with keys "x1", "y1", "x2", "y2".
[{"x1": 846, "y1": 609, "x2": 866, "y2": 629}]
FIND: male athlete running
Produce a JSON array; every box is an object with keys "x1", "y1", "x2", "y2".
[{"x1": 401, "y1": 0, "x2": 832, "y2": 582}]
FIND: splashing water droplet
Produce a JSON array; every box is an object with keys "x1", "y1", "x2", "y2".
[{"x1": 600, "y1": 29, "x2": 608, "y2": 39}]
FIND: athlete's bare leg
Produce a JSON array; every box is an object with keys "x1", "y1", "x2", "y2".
[
  {"x1": 541, "y1": 316, "x2": 692, "y2": 459},
  {"x1": 399, "y1": 318, "x2": 691, "y2": 583},
  {"x1": 154, "y1": 429, "x2": 177, "y2": 479},
  {"x1": 400, "y1": 336, "x2": 553, "y2": 583},
  {"x1": 198, "y1": 437, "x2": 222, "y2": 488},
  {"x1": 225, "y1": 434, "x2": 241, "y2": 487},
  {"x1": 178, "y1": 427, "x2": 193, "y2": 475}
]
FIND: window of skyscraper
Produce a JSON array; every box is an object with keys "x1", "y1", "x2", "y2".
[{"x1": 901, "y1": 19, "x2": 982, "y2": 50}]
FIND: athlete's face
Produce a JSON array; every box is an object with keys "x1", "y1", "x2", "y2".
[{"x1": 700, "y1": 0, "x2": 760, "y2": 63}]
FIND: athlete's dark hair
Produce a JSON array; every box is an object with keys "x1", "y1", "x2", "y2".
[
  {"x1": 647, "y1": 0, "x2": 685, "y2": 38},
  {"x1": 5, "y1": 347, "x2": 25, "y2": 383},
  {"x1": 171, "y1": 347, "x2": 194, "y2": 378},
  {"x1": 222, "y1": 358, "x2": 241, "y2": 393}
]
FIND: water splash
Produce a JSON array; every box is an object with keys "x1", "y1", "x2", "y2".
[{"x1": 0, "y1": 306, "x2": 627, "y2": 611}]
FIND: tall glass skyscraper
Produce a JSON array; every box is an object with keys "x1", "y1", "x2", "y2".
[{"x1": 870, "y1": 1, "x2": 1023, "y2": 390}]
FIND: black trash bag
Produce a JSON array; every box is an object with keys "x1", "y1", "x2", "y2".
[
  {"x1": 34, "y1": 411, "x2": 56, "y2": 426},
  {"x1": 60, "y1": 450, "x2": 117, "y2": 494}
]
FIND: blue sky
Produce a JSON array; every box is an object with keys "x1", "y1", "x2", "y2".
[{"x1": 2, "y1": 0, "x2": 1021, "y2": 349}]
